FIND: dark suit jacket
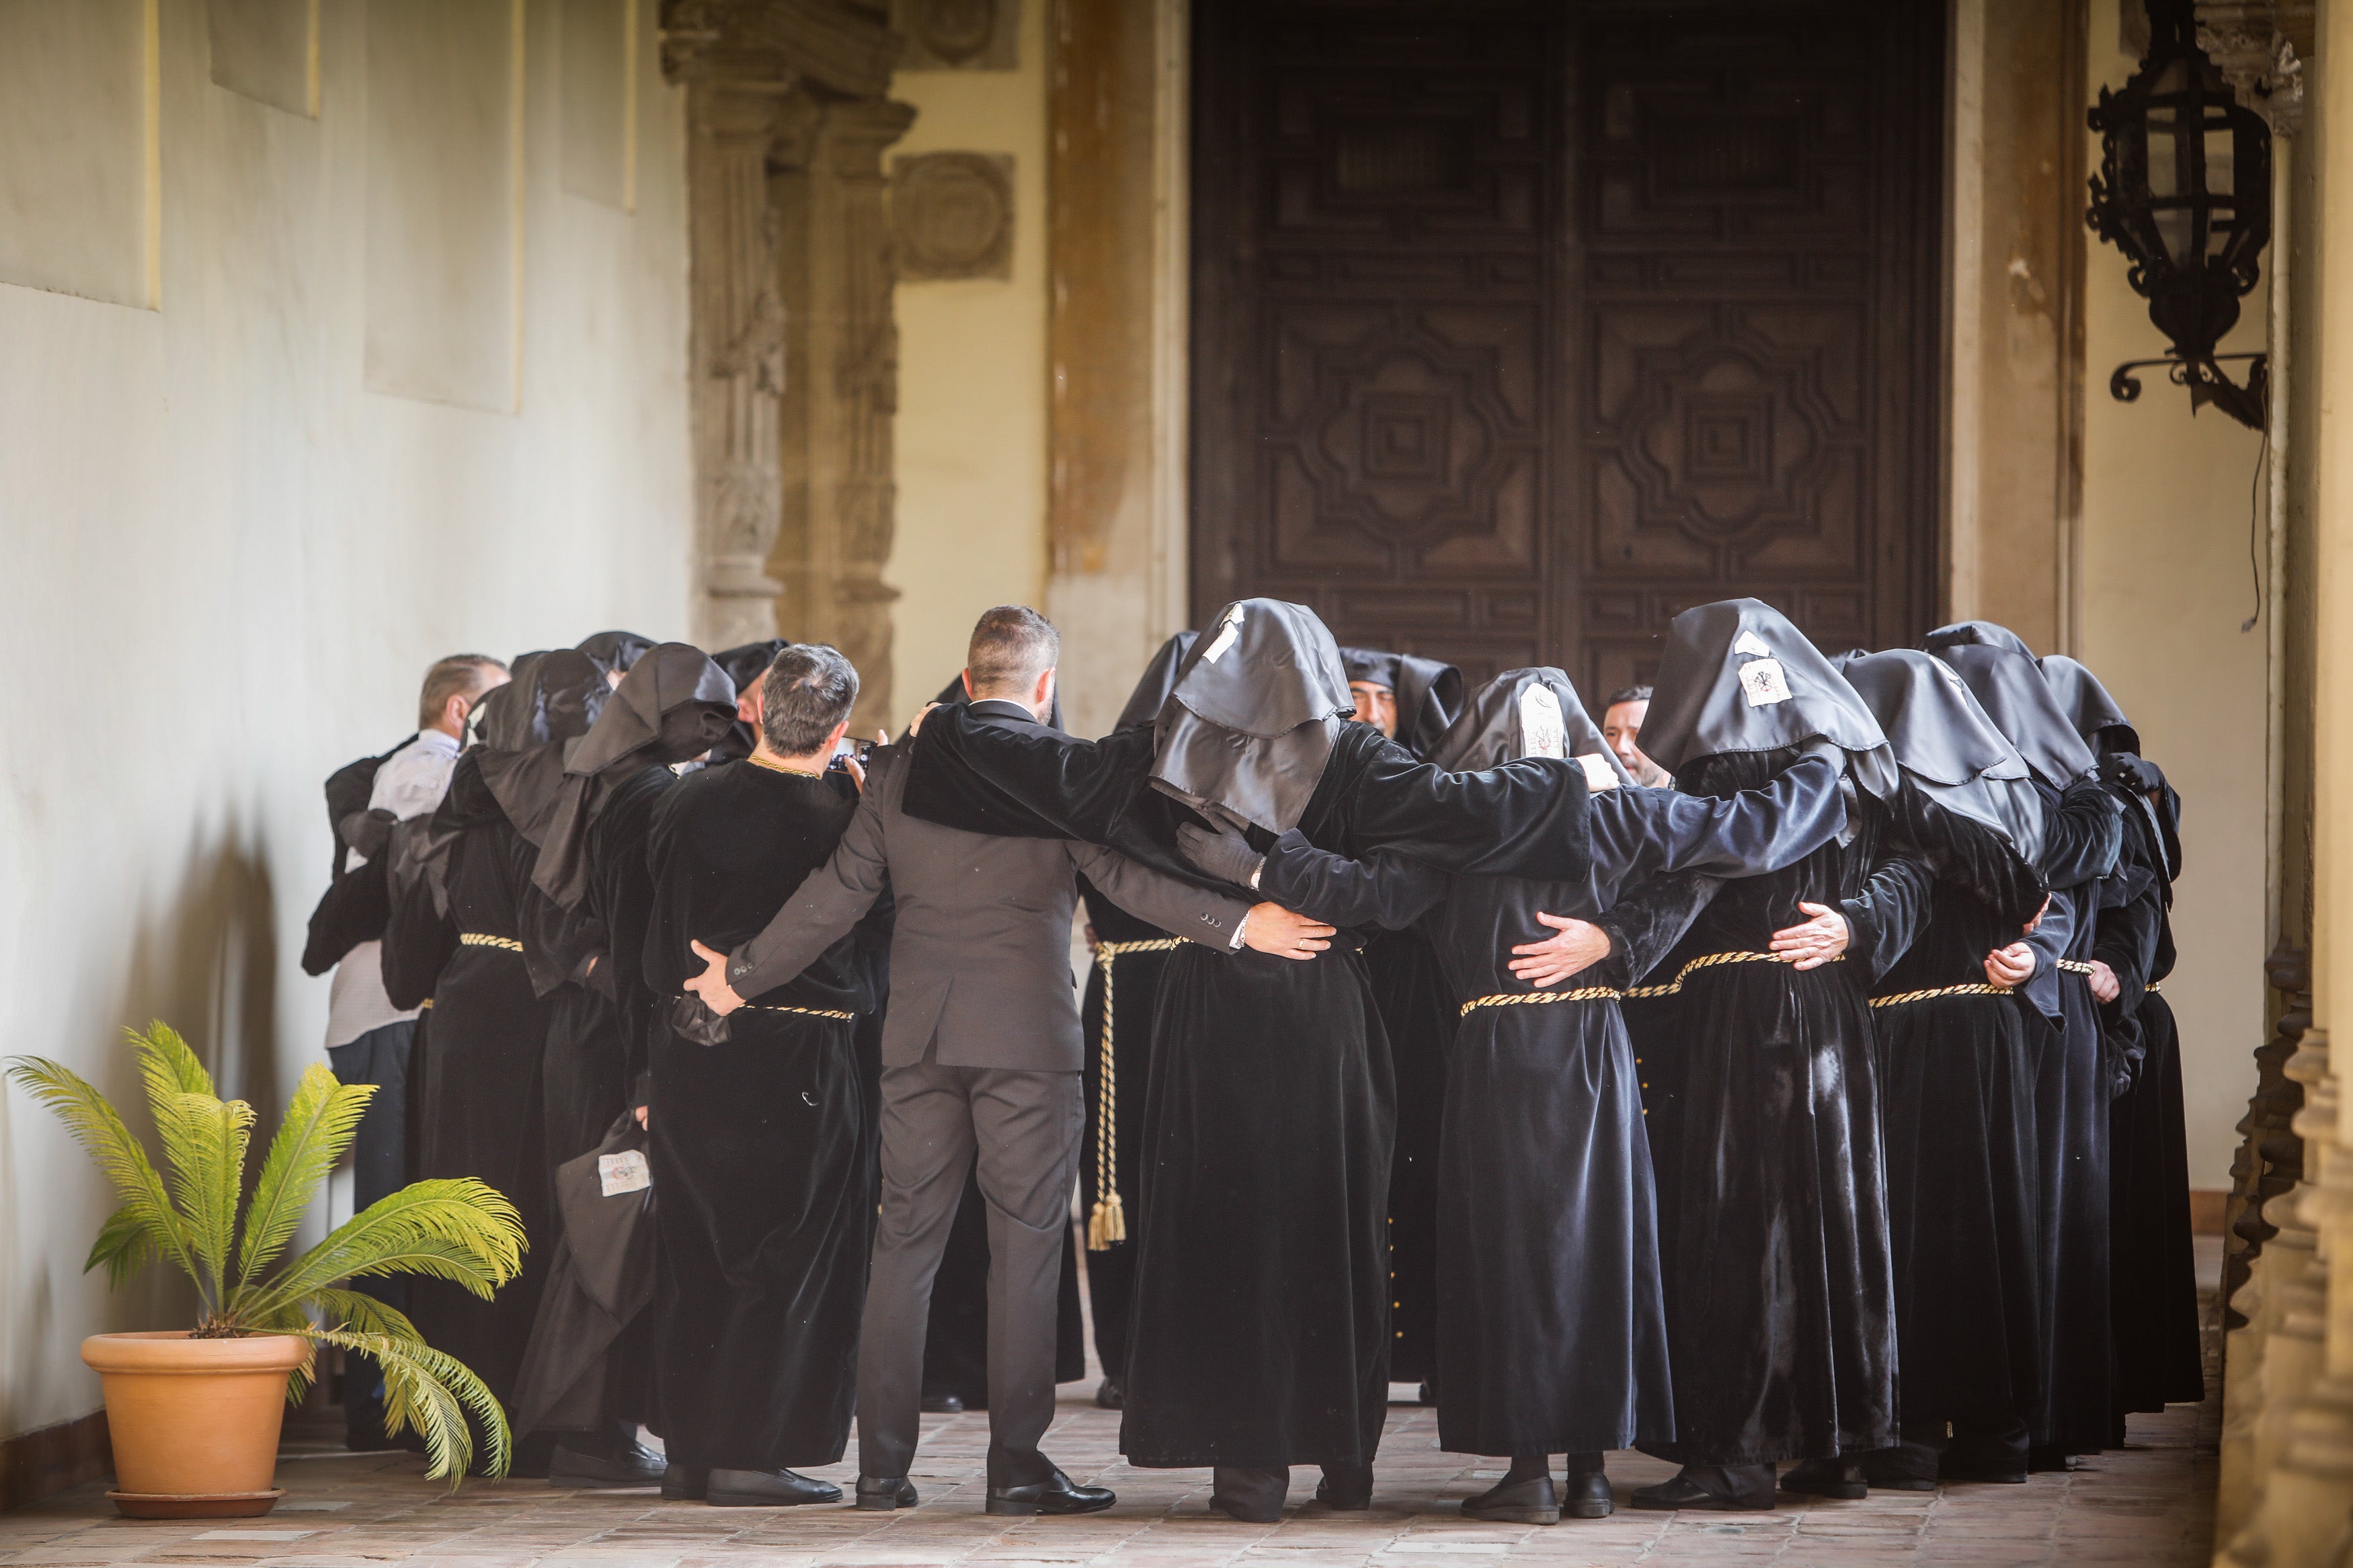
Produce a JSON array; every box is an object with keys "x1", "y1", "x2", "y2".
[{"x1": 727, "y1": 701, "x2": 1250, "y2": 1071}]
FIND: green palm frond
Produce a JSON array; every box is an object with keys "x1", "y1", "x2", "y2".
[
  {"x1": 85, "y1": 1204, "x2": 164, "y2": 1289},
  {"x1": 159, "y1": 1091, "x2": 255, "y2": 1316},
  {"x1": 240, "y1": 1180, "x2": 524, "y2": 1321},
  {"x1": 302, "y1": 1325, "x2": 511, "y2": 1484},
  {"x1": 239, "y1": 1065, "x2": 373, "y2": 1285},
  {"x1": 132, "y1": 1021, "x2": 214, "y2": 1104},
  {"x1": 5, "y1": 1057, "x2": 200, "y2": 1286}
]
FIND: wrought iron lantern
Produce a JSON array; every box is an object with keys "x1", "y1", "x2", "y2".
[{"x1": 2086, "y1": 0, "x2": 2272, "y2": 428}]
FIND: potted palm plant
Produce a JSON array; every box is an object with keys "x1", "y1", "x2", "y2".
[{"x1": 7, "y1": 1022, "x2": 526, "y2": 1517}]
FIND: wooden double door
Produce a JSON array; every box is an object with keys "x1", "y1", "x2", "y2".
[{"x1": 1189, "y1": 0, "x2": 1946, "y2": 698}]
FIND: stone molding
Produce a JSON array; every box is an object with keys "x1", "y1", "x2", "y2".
[{"x1": 892, "y1": 152, "x2": 1014, "y2": 280}]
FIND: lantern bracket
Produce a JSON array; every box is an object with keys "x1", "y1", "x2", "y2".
[{"x1": 2108, "y1": 351, "x2": 2269, "y2": 429}]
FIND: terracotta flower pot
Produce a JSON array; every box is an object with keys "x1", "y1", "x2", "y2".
[{"x1": 81, "y1": 1330, "x2": 309, "y2": 1517}]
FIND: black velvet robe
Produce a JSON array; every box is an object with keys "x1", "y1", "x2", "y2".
[
  {"x1": 1628, "y1": 751, "x2": 1926, "y2": 1467},
  {"x1": 1865, "y1": 789, "x2": 2048, "y2": 1443},
  {"x1": 2095, "y1": 783, "x2": 2204, "y2": 1423},
  {"x1": 1254, "y1": 758, "x2": 1845, "y2": 1458},
  {"x1": 1075, "y1": 879, "x2": 1180, "y2": 1386},
  {"x1": 642, "y1": 760, "x2": 885, "y2": 1472},
  {"x1": 2018, "y1": 776, "x2": 2126, "y2": 1456},
  {"x1": 401, "y1": 754, "x2": 559, "y2": 1418},
  {"x1": 902, "y1": 714, "x2": 1599, "y2": 1471}
]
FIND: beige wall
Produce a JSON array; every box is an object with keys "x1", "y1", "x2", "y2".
[
  {"x1": 2076, "y1": 0, "x2": 2272, "y2": 1187},
  {"x1": 0, "y1": 0, "x2": 691, "y2": 1442},
  {"x1": 885, "y1": 3, "x2": 1050, "y2": 722}
]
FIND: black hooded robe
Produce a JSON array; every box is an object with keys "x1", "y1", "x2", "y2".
[
  {"x1": 1627, "y1": 753, "x2": 1925, "y2": 1467},
  {"x1": 1252, "y1": 755, "x2": 1846, "y2": 1458},
  {"x1": 1865, "y1": 788, "x2": 2050, "y2": 1456},
  {"x1": 641, "y1": 759, "x2": 887, "y2": 1473}
]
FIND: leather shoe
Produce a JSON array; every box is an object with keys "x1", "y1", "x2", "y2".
[
  {"x1": 547, "y1": 1439, "x2": 666, "y2": 1488},
  {"x1": 1209, "y1": 1465, "x2": 1287, "y2": 1522},
  {"x1": 1630, "y1": 1465, "x2": 1776, "y2": 1512},
  {"x1": 1313, "y1": 1463, "x2": 1372, "y2": 1510},
  {"x1": 986, "y1": 1467, "x2": 1114, "y2": 1516},
  {"x1": 1094, "y1": 1377, "x2": 1124, "y2": 1411},
  {"x1": 1860, "y1": 1444, "x2": 1939, "y2": 1491},
  {"x1": 1780, "y1": 1456, "x2": 1867, "y2": 1500},
  {"x1": 660, "y1": 1465, "x2": 709, "y2": 1501},
  {"x1": 1562, "y1": 1467, "x2": 1613, "y2": 1519},
  {"x1": 1462, "y1": 1473, "x2": 1558, "y2": 1525},
  {"x1": 2027, "y1": 1445, "x2": 2082, "y2": 1473},
  {"x1": 707, "y1": 1468, "x2": 842, "y2": 1508},
  {"x1": 855, "y1": 1475, "x2": 918, "y2": 1511},
  {"x1": 920, "y1": 1391, "x2": 966, "y2": 1414}
]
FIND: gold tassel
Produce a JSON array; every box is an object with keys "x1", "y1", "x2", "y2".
[{"x1": 1088, "y1": 1194, "x2": 1126, "y2": 1251}]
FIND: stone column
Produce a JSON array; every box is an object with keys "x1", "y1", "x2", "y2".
[{"x1": 662, "y1": 0, "x2": 911, "y2": 725}]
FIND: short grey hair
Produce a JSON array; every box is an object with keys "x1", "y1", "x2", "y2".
[
  {"x1": 761, "y1": 643, "x2": 860, "y2": 755},
  {"x1": 965, "y1": 605, "x2": 1059, "y2": 698},
  {"x1": 417, "y1": 655, "x2": 507, "y2": 729}
]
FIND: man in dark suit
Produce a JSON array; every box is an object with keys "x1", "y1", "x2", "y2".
[{"x1": 685, "y1": 606, "x2": 1334, "y2": 1516}]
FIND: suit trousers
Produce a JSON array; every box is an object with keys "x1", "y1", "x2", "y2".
[{"x1": 856, "y1": 1053, "x2": 1083, "y2": 1481}]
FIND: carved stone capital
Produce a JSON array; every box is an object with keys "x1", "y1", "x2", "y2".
[{"x1": 661, "y1": 0, "x2": 904, "y2": 100}]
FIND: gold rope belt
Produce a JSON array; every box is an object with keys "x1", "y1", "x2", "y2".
[
  {"x1": 1622, "y1": 948, "x2": 1843, "y2": 1001},
  {"x1": 1870, "y1": 982, "x2": 2014, "y2": 1008},
  {"x1": 745, "y1": 1003, "x2": 857, "y2": 1022},
  {"x1": 458, "y1": 933, "x2": 522, "y2": 952},
  {"x1": 2147, "y1": 980, "x2": 2165, "y2": 994},
  {"x1": 1463, "y1": 949, "x2": 1845, "y2": 1016},
  {"x1": 1086, "y1": 939, "x2": 1183, "y2": 1251},
  {"x1": 2057, "y1": 959, "x2": 2097, "y2": 975}
]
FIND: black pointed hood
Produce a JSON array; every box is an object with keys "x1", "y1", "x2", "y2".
[
  {"x1": 1432, "y1": 667, "x2": 1636, "y2": 786},
  {"x1": 1928, "y1": 643, "x2": 2096, "y2": 788},
  {"x1": 533, "y1": 644, "x2": 739, "y2": 906},
  {"x1": 1922, "y1": 620, "x2": 2037, "y2": 658},
  {"x1": 1839, "y1": 649, "x2": 2045, "y2": 862},
  {"x1": 1117, "y1": 632, "x2": 1199, "y2": 731},
  {"x1": 1149, "y1": 598, "x2": 1354, "y2": 834},
  {"x1": 575, "y1": 630, "x2": 656, "y2": 680},
  {"x1": 2038, "y1": 655, "x2": 2141, "y2": 755},
  {"x1": 1640, "y1": 600, "x2": 1897, "y2": 798},
  {"x1": 1339, "y1": 647, "x2": 1466, "y2": 760},
  {"x1": 475, "y1": 650, "x2": 616, "y2": 839}
]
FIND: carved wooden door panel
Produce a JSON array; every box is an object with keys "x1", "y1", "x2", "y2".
[{"x1": 1190, "y1": 0, "x2": 1943, "y2": 698}]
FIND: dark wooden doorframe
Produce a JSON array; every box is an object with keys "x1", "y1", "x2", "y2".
[{"x1": 1188, "y1": 0, "x2": 1947, "y2": 700}]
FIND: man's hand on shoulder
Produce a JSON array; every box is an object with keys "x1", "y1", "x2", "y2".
[
  {"x1": 686, "y1": 938, "x2": 746, "y2": 1016},
  {"x1": 1243, "y1": 903, "x2": 1334, "y2": 962}
]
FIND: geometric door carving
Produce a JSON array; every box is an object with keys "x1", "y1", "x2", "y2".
[{"x1": 1191, "y1": 0, "x2": 1944, "y2": 705}]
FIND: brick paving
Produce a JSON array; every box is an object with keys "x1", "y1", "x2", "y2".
[{"x1": 0, "y1": 1387, "x2": 2217, "y2": 1568}]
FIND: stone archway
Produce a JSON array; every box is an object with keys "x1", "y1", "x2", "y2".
[{"x1": 662, "y1": 0, "x2": 912, "y2": 729}]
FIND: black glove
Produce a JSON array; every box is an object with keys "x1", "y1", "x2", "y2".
[
  {"x1": 1175, "y1": 821, "x2": 1265, "y2": 891},
  {"x1": 336, "y1": 807, "x2": 398, "y2": 861},
  {"x1": 2102, "y1": 752, "x2": 2165, "y2": 794}
]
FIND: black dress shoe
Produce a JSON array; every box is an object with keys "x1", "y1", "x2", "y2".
[
  {"x1": 708, "y1": 1469, "x2": 843, "y2": 1508},
  {"x1": 1562, "y1": 1467, "x2": 1614, "y2": 1519},
  {"x1": 1630, "y1": 1465, "x2": 1776, "y2": 1512},
  {"x1": 2026, "y1": 1445, "x2": 2082, "y2": 1473},
  {"x1": 547, "y1": 1439, "x2": 668, "y2": 1488},
  {"x1": 661, "y1": 1465, "x2": 709, "y2": 1501},
  {"x1": 856, "y1": 1475, "x2": 918, "y2": 1511},
  {"x1": 1462, "y1": 1473, "x2": 1558, "y2": 1525},
  {"x1": 1859, "y1": 1444, "x2": 1939, "y2": 1491},
  {"x1": 1312, "y1": 1463, "x2": 1372, "y2": 1510},
  {"x1": 1094, "y1": 1377, "x2": 1125, "y2": 1411},
  {"x1": 920, "y1": 1391, "x2": 967, "y2": 1414},
  {"x1": 1780, "y1": 1456, "x2": 1867, "y2": 1500},
  {"x1": 986, "y1": 1467, "x2": 1115, "y2": 1516},
  {"x1": 1208, "y1": 1465, "x2": 1287, "y2": 1522}
]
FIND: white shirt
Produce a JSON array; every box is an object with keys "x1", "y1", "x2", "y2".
[{"x1": 323, "y1": 729, "x2": 463, "y2": 1050}]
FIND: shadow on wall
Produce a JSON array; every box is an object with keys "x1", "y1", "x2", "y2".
[{"x1": 0, "y1": 818, "x2": 281, "y2": 1425}]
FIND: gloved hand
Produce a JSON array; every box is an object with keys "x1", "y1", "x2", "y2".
[
  {"x1": 1175, "y1": 821, "x2": 1265, "y2": 890},
  {"x1": 337, "y1": 807, "x2": 398, "y2": 860},
  {"x1": 2102, "y1": 751, "x2": 2165, "y2": 794}
]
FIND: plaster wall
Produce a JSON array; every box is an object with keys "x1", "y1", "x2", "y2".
[
  {"x1": 885, "y1": 3, "x2": 1050, "y2": 722},
  {"x1": 2077, "y1": 0, "x2": 2272, "y2": 1188},
  {"x1": 0, "y1": 0, "x2": 691, "y2": 1442}
]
